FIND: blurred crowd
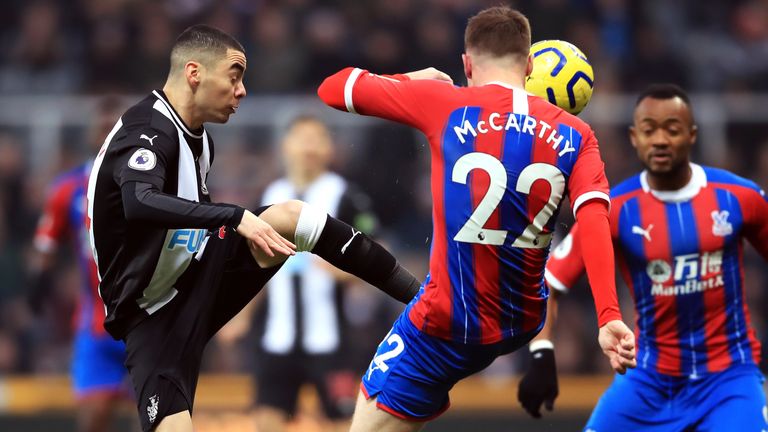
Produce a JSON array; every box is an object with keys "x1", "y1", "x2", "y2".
[
  {"x1": 2, "y1": 0, "x2": 768, "y2": 95},
  {"x1": 1, "y1": 0, "x2": 768, "y2": 380}
]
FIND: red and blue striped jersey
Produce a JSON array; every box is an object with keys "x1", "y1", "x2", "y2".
[
  {"x1": 35, "y1": 162, "x2": 107, "y2": 336},
  {"x1": 319, "y1": 69, "x2": 610, "y2": 344},
  {"x1": 546, "y1": 164, "x2": 768, "y2": 377}
]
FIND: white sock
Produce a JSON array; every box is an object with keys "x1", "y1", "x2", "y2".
[{"x1": 294, "y1": 203, "x2": 328, "y2": 252}]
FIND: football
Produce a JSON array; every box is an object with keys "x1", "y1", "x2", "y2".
[{"x1": 525, "y1": 40, "x2": 595, "y2": 115}]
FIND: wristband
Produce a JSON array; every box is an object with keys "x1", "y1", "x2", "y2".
[{"x1": 529, "y1": 339, "x2": 554, "y2": 352}]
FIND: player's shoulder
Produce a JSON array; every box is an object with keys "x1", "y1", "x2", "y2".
[
  {"x1": 528, "y1": 95, "x2": 591, "y2": 129},
  {"x1": 609, "y1": 173, "x2": 644, "y2": 199},
  {"x1": 262, "y1": 178, "x2": 293, "y2": 204},
  {"x1": 703, "y1": 165, "x2": 762, "y2": 191},
  {"x1": 119, "y1": 92, "x2": 178, "y2": 142},
  {"x1": 703, "y1": 165, "x2": 767, "y2": 203}
]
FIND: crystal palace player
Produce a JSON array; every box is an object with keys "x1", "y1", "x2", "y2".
[
  {"x1": 87, "y1": 25, "x2": 420, "y2": 432},
  {"x1": 520, "y1": 84, "x2": 768, "y2": 430},
  {"x1": 318, "y1": 6, "x2": 636, "y2": 431},
  {"x1": 31, "y1": 97, "x2": 131, "y2": 432}
]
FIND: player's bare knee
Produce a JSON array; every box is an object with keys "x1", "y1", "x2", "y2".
[
  {"x1": 281, "y1": 199, "x2": 304, "y2": 230},
  {"x1": 258, "y1": 200, "x2": 303, "y2": 240}
]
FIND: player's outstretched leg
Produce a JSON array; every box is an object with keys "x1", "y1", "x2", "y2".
[
  {"x1": 254, "y1": 200, "x2": 421, "y2": 304},
  {"x1": 349, "y1": 392, "x2": 424, "y2": 432}
]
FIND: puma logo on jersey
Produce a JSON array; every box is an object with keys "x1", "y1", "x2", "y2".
[
  {"x1": 341, "y1": 227, "x2": 361, "y2": 254},
  {"x1": 632, "y1": 224, "x2": 654, "y2": 242},
  {"x1": 140, "y1": 134, "x2": 158, "y2": 146}
]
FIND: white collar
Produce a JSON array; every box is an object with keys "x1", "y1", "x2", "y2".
[{"x1": 640, "y1": 163, "x2": 706, "y2": 203}]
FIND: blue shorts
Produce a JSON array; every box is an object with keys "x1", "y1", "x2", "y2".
[
  {"x1": 361, "y1": 309, "x2": 538, "y2": 421},
  {"x1": 71, "y1": 330, "x2": 129, "y2": 399},
  {"x1": 586, "y1": 364, "x2": 767, "y2": 432}
]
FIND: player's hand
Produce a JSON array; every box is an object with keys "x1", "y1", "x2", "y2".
[
  {"x1": 405, "y1": 67, "x2": 453, "y2": 83},
  {"x1": 518, "y1": 347, "x2": 559, "y2": 418},
  {"x1": 598, "y1": 320, "x2": 637, "y2": 374},
  {"x1": 236, "y1": 210, "x2": 296, "y2": 257}
]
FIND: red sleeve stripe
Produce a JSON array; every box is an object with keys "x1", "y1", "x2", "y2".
[{"x1": 344, "y1": 68, "x2": 364, "y2": 113}]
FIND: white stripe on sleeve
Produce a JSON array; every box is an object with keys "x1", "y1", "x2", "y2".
[
  {"x1": 344, "y1": 68, "x2": 364, "y2": 114},
  {"x1": 572, "y1": 191, "x2": 611, "y2": 216},
  {"x1": 544, "y1": 268, "x2": 569, "y2": 293}
]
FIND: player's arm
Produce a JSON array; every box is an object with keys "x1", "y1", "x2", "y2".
[
  {"x1": 568, "y1": 130, "x2": 636, "y2": 373},
  {"x1": 741, "y1": 186, "x2": 768, "y2": 260},
  {"x1": 117, "y1": 130, "x2": 244, "y2": 229},
  {"x1": 518, "y1": 228, "x2": 583, "y2": 417},
  {"x1": 117, "y1": 130, "x2": 294, "y2": 256},
  {"x1": 28, "y1": 180, "x2": 74, "y2": 313},
  {"x1": 317, "y1": 67, "x2": 452, "y2": 129}
]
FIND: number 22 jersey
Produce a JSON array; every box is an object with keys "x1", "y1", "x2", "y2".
[{"x1": 319, "y1": 69, "x2": 611, "y2": 344}]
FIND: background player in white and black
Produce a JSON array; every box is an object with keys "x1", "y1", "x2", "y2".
[
  {"x1": 219, "y1": 115, "x2": 387, "y2": 432},
  {"x1": 86, "y1": 25, "x2": 420, "y2": 432}
]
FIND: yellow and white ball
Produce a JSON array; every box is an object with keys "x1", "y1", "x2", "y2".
[{"x1": 525, "y1": 40, "x2": 595, "y2": 115}]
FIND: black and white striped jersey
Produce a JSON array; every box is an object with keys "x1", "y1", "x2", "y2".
[
  {"x1": 255, "y1": 172, "x2": 377, "y2": 355},
  {"x1": 87, "y1": 90, "x2": 245, "y2": 339}
]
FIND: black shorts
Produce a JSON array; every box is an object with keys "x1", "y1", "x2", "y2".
[
  {"x1": 124, "y1": 206, "x2": 282, "y2": 431},
  {"x1": 254, "y1": 350, "x2": 358, "y2": 420}
]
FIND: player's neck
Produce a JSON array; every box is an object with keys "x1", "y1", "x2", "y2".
[
  {"x1": 470, "y1": 71, "x2": 526, "y2": 89},
  {"x1": 162, "y1": 83, "x2": 204, "y2": 130},
  {"x1": 647, "y1": 163, "x2": 692, "y2": 191},
  {"x1": 288, "y1": 170, "x2": 324, "y2": 191},
  {"x1": 467, "y1": 53, "x2": 527, "y2": 88}
]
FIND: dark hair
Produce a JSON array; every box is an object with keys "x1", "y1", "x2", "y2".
[
  {"x1": 170, "y1": 24, "x2": 244, "y2": 70},
  {"x1": 464, "y1": 6, "x2": 531, "y2": 60},
  {"x1": 635, "y1": 83, "x2": 691, "y2": 108}
]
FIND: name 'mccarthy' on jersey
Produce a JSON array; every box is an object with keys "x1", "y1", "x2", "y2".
[
  {"x1": 318, "y1": 68, "x2": 611, "y2": 344},
  {"x1": 87, "y1": 90, "x2": 244, "y2": 340},
  {"x1": 546, "y1": 164, "x2": 768, "y2": 377}
]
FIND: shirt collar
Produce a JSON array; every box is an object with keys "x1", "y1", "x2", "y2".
[
  {"x1": 486, "y1": 81, "x2": 529, "y2": 92},
  {"x1": 640, "y1": 163, "x2": 706, "y2": 202}
]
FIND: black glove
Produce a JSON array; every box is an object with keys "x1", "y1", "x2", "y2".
[{"x1": 517, "y1": 346, "x2": 559, "y2": 418}]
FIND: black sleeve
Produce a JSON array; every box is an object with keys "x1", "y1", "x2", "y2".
[
  {"x1": 115, "y1": 128, "x2": 176, "y2": 189},
  {"x1": 122, "y1": 181, "x2": 245, "y2": 230}
]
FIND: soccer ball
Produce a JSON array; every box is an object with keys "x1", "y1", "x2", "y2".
[{"x1": 525, "y1": 40, "x2": 594, "y2": 115}]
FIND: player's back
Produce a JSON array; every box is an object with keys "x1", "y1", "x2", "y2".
[
  {"x1": 318, "y1": 69, "x2": 610, "y2": 344},
  {"x1": 407, "y1": 83, "x2": 607, "y2": 344}
]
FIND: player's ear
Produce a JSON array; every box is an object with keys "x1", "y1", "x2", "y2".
[
  {"x1": 690, "y1": 124, "x2": 698, "y2": 145},
  {"x1": 629, "y1": 125, "x2": 639, "y2": 149},
  {"x1": 185, "y1": 61, "x2": 202, "y2": 90},
  {"x1": 462, "y1": 53, "x2": 472, "y2": 80},
  {"x1": 525, "y1": 54, "x2": 533, "y2": 77}
]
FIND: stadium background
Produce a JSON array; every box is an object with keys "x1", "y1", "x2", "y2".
[{"x1": 1, "y1": 0, "x2": 768, "y2": 430}]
